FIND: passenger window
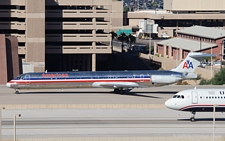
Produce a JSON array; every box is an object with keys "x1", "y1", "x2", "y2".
[
  {"x1": 206, "y1": 97, "x2": 208, "y2": 99},
  {"x1": 212, "y1": 96, "x2": 214, "y2": 99},
  {"x1": 209, "y1": 96, "x2": 211, "y2": 99},
  {"x1": 181, "y1": 95, "x2": 184, "y2": 99}
]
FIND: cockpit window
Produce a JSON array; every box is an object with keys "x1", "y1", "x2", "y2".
[
  {"x1": 15, "y1": 75, "x2": 22, "y2": 80},
  {"x1": 173, "y1": 95, "x2": 177, "y2": 98},
  {"x1": 173, "y1": 95, "x2": 184, "y2": 99}
]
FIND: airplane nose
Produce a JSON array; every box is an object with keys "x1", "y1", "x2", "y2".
[
  {"x1": 165, "y1": 99, "x2": 177, "y2": 110},
  {"x1": 6, "y1": 82, "x2": 11, "y2": 88},
  {"x1": 165, "y1": 99, "x2": 171, "y2": 108}
]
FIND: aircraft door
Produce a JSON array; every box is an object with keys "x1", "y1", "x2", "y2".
[
  {"x1": 191, "y1": 91, "x2": 198, "y2": 104},
  {"x1": 25, "y1": 74, "x2": 30, "y2": 84}
]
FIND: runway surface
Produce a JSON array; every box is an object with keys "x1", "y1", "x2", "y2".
[{"x1": 1, "y1": 109, "x2": 225, "y2": 138}]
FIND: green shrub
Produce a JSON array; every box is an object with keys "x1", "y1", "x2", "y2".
[
  {"x1": 199, "y1": 78, "x2": 211, "y2": 85},
  {"x1": 155, "y1": 54, "x2": 159, "y2": 57},
  {"x1": 176, "y1": 81, "x2": 189, "y2": 85}
]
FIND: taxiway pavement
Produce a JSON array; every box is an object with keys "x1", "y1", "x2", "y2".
[
  {"x1": 1, "y1": 85, "x2": 225, "y2": 140},
  {"x1": 1, "y1": 85, "x2": 224, "y2": 105}
]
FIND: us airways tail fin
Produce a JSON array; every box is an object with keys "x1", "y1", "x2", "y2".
[{"x1": 171, "y1": 52, "x2": 216, "y2": 73}]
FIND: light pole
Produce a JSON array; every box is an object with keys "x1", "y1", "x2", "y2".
[
  {"x1": 211, "y1": 46, "x2": 213, "y2": 82},
  {"x1": 149, "y1": 21, "x2": 151, "y2": 56},
  {"x1": 137, "y1": 0, "x2": 139, "y2": 11},
  {"x1": 14, "y1": 114, "x2": 21, "y2": 141},
  {"x1": 221, "y1": 39, "x2": 224, "y2": 70}
]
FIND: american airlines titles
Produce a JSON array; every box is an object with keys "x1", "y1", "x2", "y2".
[{"x1": 42, "y1": 73, "x2": 69, "y2": 78}]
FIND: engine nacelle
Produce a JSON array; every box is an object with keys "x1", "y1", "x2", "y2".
[{"x1": 151, "y1": 75, "x2": 182, "y2": 84}]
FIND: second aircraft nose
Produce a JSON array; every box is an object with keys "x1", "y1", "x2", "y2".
[
  {"x1": 6, "y1": 82, "x2": 11, "y2": 88},
  {"x1": 165, "y1": 99, "x2": 171, "y2": 108},
  {"x1": 165, "y1": 99, "x2": 178, "y2": 110}
]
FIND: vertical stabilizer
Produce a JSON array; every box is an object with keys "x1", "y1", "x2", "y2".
[{"x1": 171, "y1": 52, "x2": 215, "y2": 73}]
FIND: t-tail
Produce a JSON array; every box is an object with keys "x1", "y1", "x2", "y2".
[{"x1": 171, "y1": 52, "x2": 216, "y2": 73}]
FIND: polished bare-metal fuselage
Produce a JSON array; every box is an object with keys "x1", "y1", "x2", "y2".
[{"x1": 6, "y1": 70, "x2": 184, "y2": 90}]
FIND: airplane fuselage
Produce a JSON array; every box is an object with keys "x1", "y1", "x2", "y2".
[
  {"x1": 165, "y1": 89, "x2": 225, "y2": 112},
  {"x1": 7, "y1": 70, "x2": 184, "y2": 90}
]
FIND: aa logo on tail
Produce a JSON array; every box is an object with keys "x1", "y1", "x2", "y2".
[{"x1": 183, "y1": 60, "x2": 193, "y2": 69}]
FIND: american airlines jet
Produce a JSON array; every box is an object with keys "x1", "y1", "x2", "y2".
[
  {"x1": 6, "y1": 52, "x2": 214, "y2": 94},
  {"x1": 165, "y1": 88, "x2": 225, "y2": 122}
]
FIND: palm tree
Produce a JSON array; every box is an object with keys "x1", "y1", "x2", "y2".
[
  {"x1": 152, "y1": 1, "x2": 157, "y2": 14},
  {"x1": 117, "y1": 32, "x2": 128, "y2": 52},
  {"x1": 109, "y1": 31, "x2": 117, "y2": 51},
  {"x1": 127, "y1": 34, "x2": 136, "y2": 50}
]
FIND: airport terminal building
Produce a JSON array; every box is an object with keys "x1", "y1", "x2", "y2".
[
  {"x1": 0, "y1": 0, "x2": 123, "y2": 72},
  {"x1": 128, "y1": 0, "x2": 225, "y2": 38},
  {"x1": 154, "y1": 26, "x2": 225, "y2": 61}
]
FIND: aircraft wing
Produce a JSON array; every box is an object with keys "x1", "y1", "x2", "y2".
[{"x1": 92, "y1": 82, "x2": 140, "y2": 89}]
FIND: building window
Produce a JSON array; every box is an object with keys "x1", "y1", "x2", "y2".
[
  {"x1": 194, "y1": 36, "x2": 198, "y2": 40},
  {"x1": 204, "y1": 38, "x2": 209, "y2": 42}
]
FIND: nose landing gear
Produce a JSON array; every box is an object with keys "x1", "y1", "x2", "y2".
[
  {"x1": 190, "y1": 111, "x2": 196, "y2": 122},
  {"x1": 15, "y1": 89, "x2": 20, "y2": 94}
]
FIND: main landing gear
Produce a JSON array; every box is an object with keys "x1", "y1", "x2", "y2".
[
  {"x1": 190, "y1": 111, "x2": 196, "y2": 122},
  {"x1": 15, "y1": 89, "x2": 20, "y2": 94},
  {"x1": 114, "y1": 88, "x2": 125, "y2": 94}
]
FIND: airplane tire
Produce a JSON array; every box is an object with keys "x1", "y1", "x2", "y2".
[
  {"x1": 119, "y1": 90, "x2": 125, "y2": 94},
  {"x1": 190, "y1": 117, "x2": 195, "y2": 122},
  {"x1": 114, "y1": 89, "x2": 119, "y2": 93}
]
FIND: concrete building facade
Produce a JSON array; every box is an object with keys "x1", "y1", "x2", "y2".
[
  {"x1": 128, "y1": 0, "x2": 225, "y2": 38},
  {"x1": 0, "y1": 0, "x2": 123, "y2": 72},
  {"x1": 0, "y1": 34, "x2": 21, "y2": 84}
]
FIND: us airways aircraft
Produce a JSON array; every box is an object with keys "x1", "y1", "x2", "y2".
[
  {"x1": 165, "y1": 88, "x2": 225, "y2": 122},
  {"x1": 6, "y1": 52, "x2": 214, "y2": 94}
]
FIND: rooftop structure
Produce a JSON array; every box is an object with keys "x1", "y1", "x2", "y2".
[
  {"x1": 154, "y1": 26, "x2": 225, "y2": 61},
  {"x1": 176, "y1": 26, "x2": 225, "y2": 39},
  {"x1": 127, "y1": 0, "x2": 225, "y2": 38}
]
